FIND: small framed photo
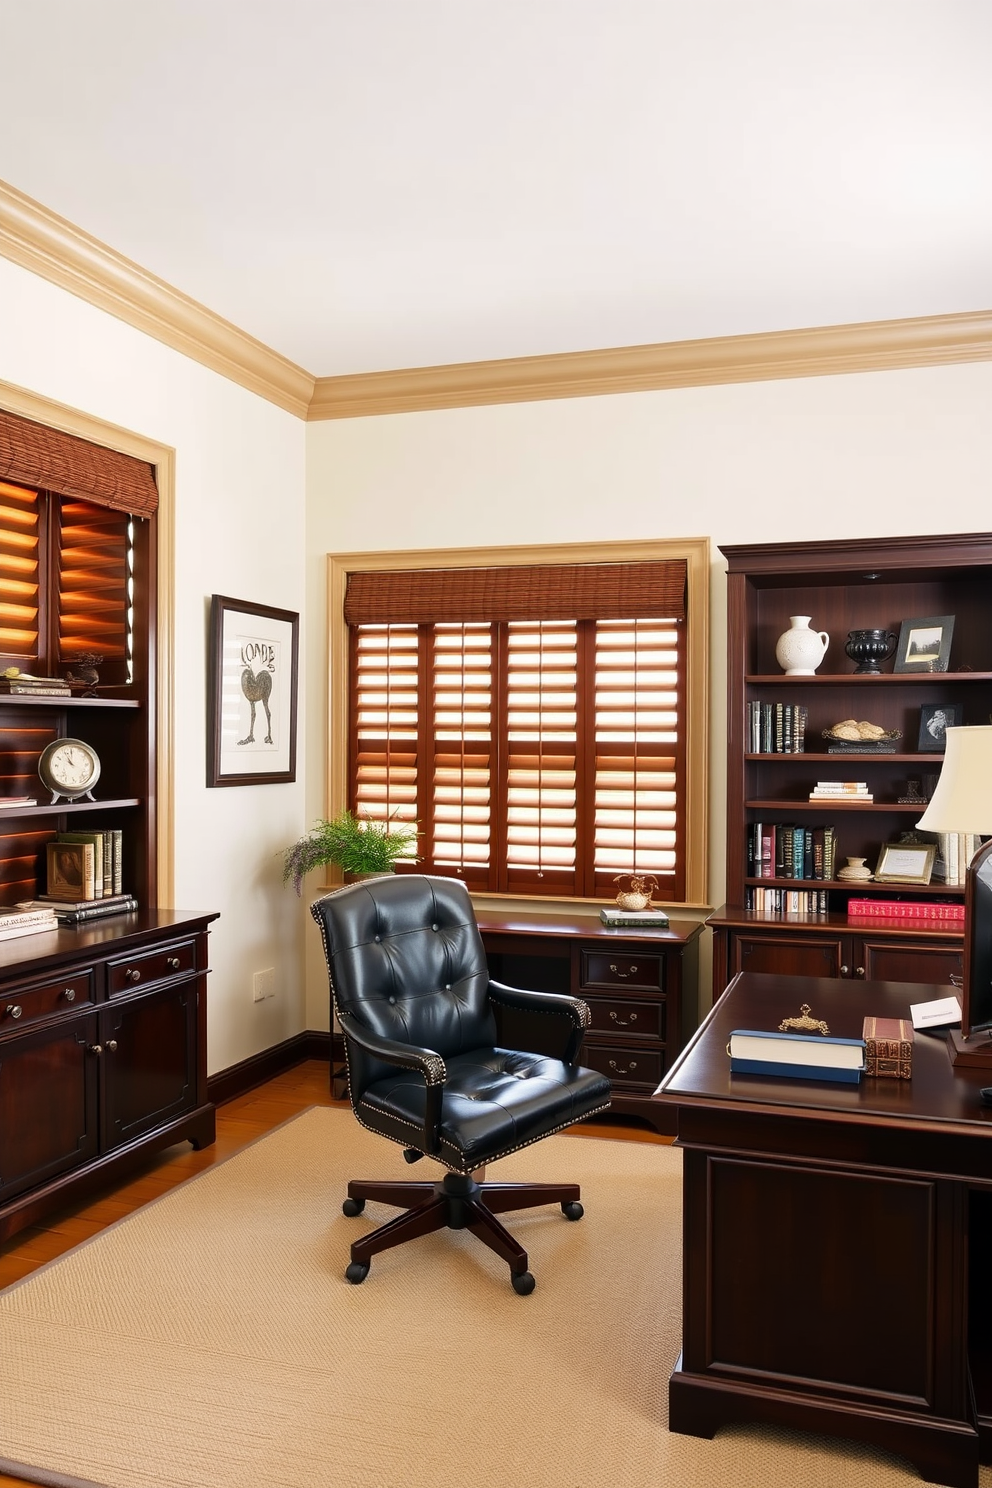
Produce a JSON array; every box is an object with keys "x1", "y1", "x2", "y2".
[
  {"x1": 874, "y1": 841, "x2": 936, "y2": 886},
  {"x1": 917, "y1": 702, "x2": 962, "y2": 752},
  {"x1": 207, "y1": 595, "x2": 300, "y2": 787},
  {"x1": 893, "y1": 614, "x2": 954, "y2": 673}
]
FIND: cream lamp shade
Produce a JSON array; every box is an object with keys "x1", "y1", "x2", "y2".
[{"x1": 916, "y1": 726, "x2": 992, "y2": 835}]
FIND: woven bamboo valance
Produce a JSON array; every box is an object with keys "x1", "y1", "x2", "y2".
[
  {"x1": 0, "y1": 409, "x2": 158, "y2": 516},
  {"x1": 344, "y1": 559, "x2": 687, "y2": 625}
]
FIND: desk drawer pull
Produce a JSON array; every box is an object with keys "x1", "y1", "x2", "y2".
[
  {"x1": 608, "y1": 1058, "x2": 637, "y2": 1075},
  {"x1": 609, "y1": 1010, "x2": 637, "y2": 1027},
  {"x1": 125, "y1": 968, "x2": 141, "y2": 983},
  {"x1": 166, "y1": 956, "x2": 181, "y2": 971},
  {"x1": 63, "y1": 987, "x2": 76, "y2": 1003},
  {"x1": 5, "y1": 1003, "x2": 22, "y2": 1020},
  {"x1": 609, "y1": 963, "x2": 637, "y2": 979}
]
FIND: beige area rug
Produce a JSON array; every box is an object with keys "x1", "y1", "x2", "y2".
[{"x1": 0, "y1": 1107, "x2": 985, "y2": 1488}]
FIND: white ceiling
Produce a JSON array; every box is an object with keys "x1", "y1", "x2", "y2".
[{"x1": 1, "y1": 0, "x2": 990, "y2": 378}]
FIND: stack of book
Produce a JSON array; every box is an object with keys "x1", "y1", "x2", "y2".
[
  {"x1": 0, "y1": 795, "x2": 38, "y2": 810},
  {"x1": 17, "y1": 893, "x2": 138, "y2": 925},
  {"x1": 808, "y1": 781, "x2": 873, "y2": 803},
  {"x1": 600, "y1": 905, "x2": 670, "y2": 929},
  {"x1": 0, "y1": 905, "x2": 59, "y2": 941},
  {"x1": 0, "y1": 672, "x2": 70, "y2": 697},
  {"x1": 923, "y1": 831, "x2": 982, "y2": 886}
]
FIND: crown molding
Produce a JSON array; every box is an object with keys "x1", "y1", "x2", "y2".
[
  {"x1": 0, "y1": 178, "x2": 314, "y2": 419},
  {"x1": 307, "y1": 309, "x2": 992, "y2": 420}
]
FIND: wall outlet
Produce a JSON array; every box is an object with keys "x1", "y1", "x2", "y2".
[{"x1": 253, "y1": 967, "x2": 276, "y2": 1002}]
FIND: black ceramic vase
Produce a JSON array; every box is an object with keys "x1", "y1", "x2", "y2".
[{"x1": 845, "y1": 628, "x2": 897, "y2": 674}]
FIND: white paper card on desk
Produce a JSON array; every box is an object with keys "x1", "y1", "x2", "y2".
[{"x1": 909, "y1": 995, "x2": 962, "y2": 1031}]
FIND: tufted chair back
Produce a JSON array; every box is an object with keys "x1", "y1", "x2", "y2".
[{"x1": 310, "y1": 874, "x2": 497, "y2": 1103}]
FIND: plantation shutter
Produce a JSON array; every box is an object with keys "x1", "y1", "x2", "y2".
[
  {"x1": 56, "y1": 501, "x2": 133, "y2": 682},
  {"x1": 345, "y1": 558, "x2": 688, "y2": 900},
  {"x1": 0, "y1": 481, "x2": 42, "y2": 663}
]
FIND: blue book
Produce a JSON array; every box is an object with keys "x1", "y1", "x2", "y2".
[{"x1": 729, "y1": 1028, "x2": 865, "y2": 1084}]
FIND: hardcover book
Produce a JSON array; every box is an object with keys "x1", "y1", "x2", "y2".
[
  {"x1": 728, "y1": 1028, "x2": 865, "y2": 1084},
  {"x1": 862, "y1": 1016, "x2": 914, "y2": 1079},
  {"x1": 46, "y1": 840, "x2": 96, "y2": 902},
  {"x1": 600, "y1": 907, "x2": 670, "y2": 928}
]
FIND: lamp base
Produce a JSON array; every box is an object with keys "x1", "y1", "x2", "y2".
[{"x1": 947, "y1": 1026, "x2": 992, "y2": 1069}]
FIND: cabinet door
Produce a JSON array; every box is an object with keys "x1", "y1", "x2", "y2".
[
  {"x1": 730, "y1": 931, "x2": 845, "y2": 980},
  {"x1": 101, "y1": 982, "x2": 197, "y2": 1150},
  {"x1": 858, "y1": 937, "x2": 963, "y2": 985},
  {"x1": 0, "y1": 1014, "x2": 99, "y2": 1200}
]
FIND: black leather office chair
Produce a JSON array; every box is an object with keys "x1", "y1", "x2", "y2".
[{"x1": 311, "y1": 874, "x2": 612, "y2": 1293}]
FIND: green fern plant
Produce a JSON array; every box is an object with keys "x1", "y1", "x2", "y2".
[{"x1": 282, "y1": 809, "x2": 419, "y2": 896}]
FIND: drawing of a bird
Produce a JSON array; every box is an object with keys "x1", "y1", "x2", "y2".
[{"x1": 238, "y1": 666, "x2": 273, "y2": 746}]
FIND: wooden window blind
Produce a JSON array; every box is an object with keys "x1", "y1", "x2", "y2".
[
  {"x1": 0, "y1": 481, "x2": 43, "y2": 663},
  {"x1": 345, "y1": 559, "x2": 688, "y2": 901}
]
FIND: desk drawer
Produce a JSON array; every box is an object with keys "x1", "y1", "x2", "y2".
[
  {"x1": 581, "y1": 1039, "x2": 664, "y2": 1091},
  {"x1": 0, "y1": 969, "x2": 95, "y2": 1032},
  {"x1": 583, "y1": 993, "x2": 665, "y2": 1042},
  {"x1": 107, "y1": 939, "x2": 196, "y2": 996},
  {"x1": 581, "y1": 950, "x2": 664, "y2": 994}
]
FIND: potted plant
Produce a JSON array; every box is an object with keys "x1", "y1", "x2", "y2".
[{"x1": 283, "y1": 809, "x2": 419, "y2": 896}]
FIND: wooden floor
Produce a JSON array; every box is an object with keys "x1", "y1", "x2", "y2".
[{"x1": 0, "y1": 1059, "x2": 667, "y2": 1487}]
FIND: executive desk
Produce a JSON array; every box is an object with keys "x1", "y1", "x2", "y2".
[{"x1": 655, "y1": 971, "x2": 992, "y2": 1488}]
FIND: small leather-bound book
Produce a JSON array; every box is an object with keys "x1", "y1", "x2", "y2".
[{"x1": 863, "y1": 1016, "x2": 914, "y2": 1079}]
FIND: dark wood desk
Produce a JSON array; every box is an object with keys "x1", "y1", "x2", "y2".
[{"x1": 655, "y1": 971, "x2": 992, "y2": 1488}]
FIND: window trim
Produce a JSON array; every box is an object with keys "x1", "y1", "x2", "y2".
[{"x1": 328, "y1": 537, "x2": 710, "y2": 908}]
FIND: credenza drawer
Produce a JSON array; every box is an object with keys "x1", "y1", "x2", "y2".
[
  {"x1": 582, "y1": 993, "x2": 665, "y2": 1041},
  {"x1": 0, "y1": 969, "x2": 95, "y2": 1031},
  {"x1": 581, "y1": 1040, "x2": 664, "y2": 1090},
  {"x1": 107, "y1": 939, "x2": 196, "y2": 995},
  {"x1": 580, "y1": 950, "x2": 664, "y2": 993}
]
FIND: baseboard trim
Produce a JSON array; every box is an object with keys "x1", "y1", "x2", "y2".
[{"x1": 208, "y1": 1031, "x2": 333, "y2": 1107}]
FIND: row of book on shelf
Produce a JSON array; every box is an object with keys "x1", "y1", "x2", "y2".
[
  {"x1": 928, "y1": 831, "x2": 982, "y2": 886},
  {"x1": 744, "y1": 885, "x2": 830, "y2": 914},
  {"x1": 748, "y1": 822, "x2": 838, "y2": 881},
  {"x1": 0, "y1": 826, "x2": 137, "y2": 941},
  {"x1": 747, "y1": 701, "x2": 808, "y2": 754}
]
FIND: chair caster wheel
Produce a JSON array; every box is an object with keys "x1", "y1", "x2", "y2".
[
  {"x1": 342, "y1": 1197, "x2": 366, "y2": 1217},
  {"x1": 511, "y1": 1270, "x2": 536, "y2": 1295},
  {"x1": 403, "y1": 1147, "x2": 424, "y2": 1164},
  {"x1": 345, "y1": 1261, "x2": 370, "y2": 1284},
  {"x1": 561, "y1": 1201, "x2": 584, "y2": 1220}
]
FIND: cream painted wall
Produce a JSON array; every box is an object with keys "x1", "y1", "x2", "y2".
[
  {"x1": 0, "y1": 256, "x2": 309, "y2": 1074},
  {"x1": 305, "y1": 358, "x2": 992, "y2": 1026}
]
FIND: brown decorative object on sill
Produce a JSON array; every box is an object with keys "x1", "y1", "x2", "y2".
[
  {"x1": 613, "y1": 872, "x2": 658, "y2": 911},
  {"x1": 63, "y1": 652, "x2": 103, "y2": 696},
  {"x1": 863, "y1": 1016, "x2": 913, "y2": 1078}
]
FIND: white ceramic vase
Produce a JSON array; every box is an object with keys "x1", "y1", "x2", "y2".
[
  {"x1": 837, "y1": 856, "x2": 873, "y2": 881},
  {"x1": 774, "y1": 615, "x2": 829, "y2": 676}
]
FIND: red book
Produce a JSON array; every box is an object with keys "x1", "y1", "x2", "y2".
[{"x1": 863, "y1": 1017, "x2": 913, "y2": 1079}]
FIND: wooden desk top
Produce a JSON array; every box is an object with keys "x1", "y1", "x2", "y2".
[
  {"x1": 475, "y1": 907, "x2": 703, "y2": 948},
  {"x1": 657, "y1": 971, "x2": 992, "y2": 1136}
]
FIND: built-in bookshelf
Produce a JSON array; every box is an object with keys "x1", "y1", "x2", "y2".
[{"x1": 709, "y1": 533, "x2": 992, "y2": 991}]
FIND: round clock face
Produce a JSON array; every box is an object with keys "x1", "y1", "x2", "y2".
[{"x1": 39, "y1": 738, "x2": 101, "y2": 799}]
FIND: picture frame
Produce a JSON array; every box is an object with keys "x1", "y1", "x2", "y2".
[
  {"x1": 207, "y1": 595, "x2": 299, "y2": 787},
  {"x1": 893, "y1": 614, "x2": 954, "y2": 673},
  {"x1": 874, "y1": 841, "x2": 936, "y2": 886},
  {"x1": 917, "y1": 702, "x2": 962, "y2": 752}
]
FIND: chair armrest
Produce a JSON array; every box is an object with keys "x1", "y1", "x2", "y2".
[
  {"x1": 337, "y1": 1011, "x2": 447, "y2": 1086},
  {"x1": 337, "y1": 1012, "x2": 446, "y2": 1153},
  {"x1": 487, "y1": 980, "x2": 590, "y2": 1064}
]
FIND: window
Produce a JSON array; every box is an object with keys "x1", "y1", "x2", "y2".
[
  {"x1": 330, "y1": 541, "x2": 709, "y2": 905},
  {"x1": 0, "y1": 408, "x2": 157, "y2": 685}
]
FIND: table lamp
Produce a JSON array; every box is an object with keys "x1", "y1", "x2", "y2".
[{"x1": 916, "y1": 724, "x2": 992, "y2": 1067}]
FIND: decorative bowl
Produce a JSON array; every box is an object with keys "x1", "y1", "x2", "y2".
[{"x1": 844, "y1": 628, "x2": 897, "y2": 674}]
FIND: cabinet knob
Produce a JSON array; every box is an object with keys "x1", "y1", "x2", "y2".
[
  {"x1": 855, "y1": 966, "x2": 866, "y2": 977},
  {"x1": 5, "y1": 1003, "x2": 22, "y2": 1020},
  {"x1": 106, "y1": 1039, "x2": 118, "y2": 1052},
  {"x1": 609, "y1": 1010, "x2": 637, "y2": 1026},
  {"x1": 63, "y1": 987, "x2": 76, "y2": 1003},
  {"x1": 125, "y1": 968, "x2": 141, "y2": 983},
  {"x1": 840, "y1": 965, "x2": 850, "y2": 977},
  {"x1": 88, "y1": 1043, "x2": 102, "y2": 1056},
  {"x1": 166, "y1": 956, "x2": 181, "y2": 971}
]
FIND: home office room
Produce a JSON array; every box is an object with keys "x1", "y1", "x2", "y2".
[{"x1": 0, "y1": 4, "x2": 990, "y2": 1487}]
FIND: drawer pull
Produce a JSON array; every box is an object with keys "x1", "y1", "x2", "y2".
[
  {"x1": 609, "y1": 963, "x2": 637, "y2": 979},
  {"x1": 609, "y1": 1010, "x2": 637, "y2": 1026},
  {"x1": 63, "y1": 987, "x2": 76, "y2": 1003},
  {"x1": 125, "y1": 968, "x2": 141, "y2": 983},
  {"x1": 608, "y1": 1058, "x2": 637, "y2": 1074},
  {"x1": 166, "y1": 956, "x2": 181, "y2": 971},
  {"x1": 88, "y1": 1043, "x2": 103, "y2": 1056},
  {"x1": 5, "y1": 1003, "x2": 22, "y2": 1020},
  {"x1": 856, "y1": 966, "x2": 866, "y2": 978},
  {"x1": 107, "y1": 1039, "x2": 118, "y2": 1052}
]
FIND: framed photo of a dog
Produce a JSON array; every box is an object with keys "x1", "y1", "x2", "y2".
[{"x1": 207, "y1": 595, "x2": 299, "y2": 786}]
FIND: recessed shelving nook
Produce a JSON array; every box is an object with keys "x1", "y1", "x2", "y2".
[{"x1": 709, "y1": 533, "x2": 992, "y2": 994}]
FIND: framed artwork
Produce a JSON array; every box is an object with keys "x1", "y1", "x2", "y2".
[
  {"x1": 893, "y1": 614, "x2": 954, "y2": 673},
  {"x1": 207, "y1": 595, "x2": 299, "y2": 787},
  {"x1": 917, "y1": 702, "x2": 962, "y2": 752},
  {"x1": 874, "y1": 841, "x2": 936, "y2": 886}
]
